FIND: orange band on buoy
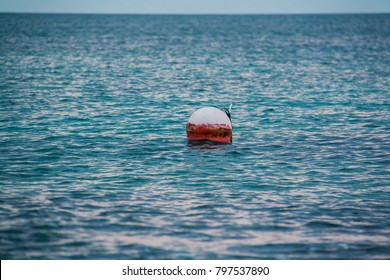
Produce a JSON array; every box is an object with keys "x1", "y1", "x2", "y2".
[{"x1": 186, "y1": 123, "x2": 232, "y2": 143}]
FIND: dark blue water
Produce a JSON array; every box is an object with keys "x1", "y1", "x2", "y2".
[{"x1": 0, "y1": 13, "x2": 389, "y2": 259}]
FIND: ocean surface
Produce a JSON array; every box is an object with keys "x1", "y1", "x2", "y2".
[{"x1": 0, "y1": 13, "x2": 389, "y2": 259}]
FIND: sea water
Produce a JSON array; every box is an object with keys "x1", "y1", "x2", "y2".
[{"x1": 0, "y1": 13, "x2": 389, "y2": 259}]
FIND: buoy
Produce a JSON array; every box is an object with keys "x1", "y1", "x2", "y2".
[{"x1": 186, "y1": 106, "x2": 233, "y2": 144}]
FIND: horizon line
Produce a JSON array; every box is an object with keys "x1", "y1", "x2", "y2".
[{"x1": 1, "y1": 11, "x2": 390, "y2": 16}]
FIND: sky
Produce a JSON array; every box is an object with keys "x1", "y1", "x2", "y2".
[{"x1": 0, "y1": 0, "x2": 389, "y2": 14}]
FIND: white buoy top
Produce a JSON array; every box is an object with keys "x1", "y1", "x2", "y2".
[{"x1": 188, "y1": 107, "x2": 232, "y2": 128}]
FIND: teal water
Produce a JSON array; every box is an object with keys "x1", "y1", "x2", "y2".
[{"x1": 0, "y1": 14, "x2": 389, "y2": 259}]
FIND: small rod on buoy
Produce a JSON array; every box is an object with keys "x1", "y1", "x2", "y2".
[{"x1": 222, "y1": 103, "x2": 232, "y2": 121}]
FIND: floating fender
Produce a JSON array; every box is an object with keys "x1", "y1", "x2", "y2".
[{"x1": 186, "y1": 106, "x2": 232, "y2": 144}]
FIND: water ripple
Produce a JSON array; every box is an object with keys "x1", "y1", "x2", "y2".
[{"x1": 1, "y1": 14, "x2": 389, "y2": 259}]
